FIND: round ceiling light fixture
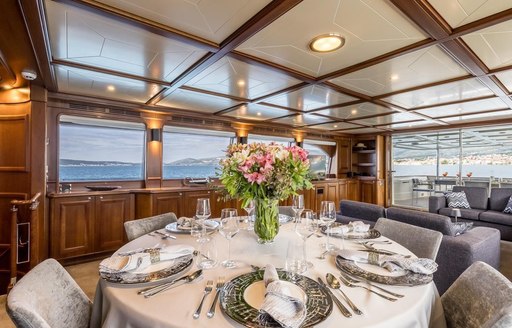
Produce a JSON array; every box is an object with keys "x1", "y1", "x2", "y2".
[{"x1": 309, "y1": 33, "x2": 345, "y2": 53}]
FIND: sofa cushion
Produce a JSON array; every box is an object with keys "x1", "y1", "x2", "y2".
[
  {"x1": 439, "y1": 207, "x2": 484, "y2": 220},
  {"x1": 446, "y1": 191, "x2": 471, "y2": 209},
  {"x1": 339, "y1": 200, "x2": 385, "y2": 223},
  {"x1": 452, "y1": 186, "x2": 489, "y2": 210},
  {"x1": 479, "y1": 210, "x2": 512, "y2": 226},
  {"x1": 452, "y1": 222, "x2": 473, "y2": 236},
  {"x1": 489, "y1": 188, "x2": 512, "y2": 211},
  {"x1": 504, "y1": 196, "x2": 512, "y2": 214},
  {"x1": 386, "y1": 207, "x2": 456, "y2": 236}
]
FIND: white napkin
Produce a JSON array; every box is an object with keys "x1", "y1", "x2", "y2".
[
  {"x1": 337, "y1": 249, "x2": 438, "y2": 275},
  {"x1": 177, "y1": 217, "x2": 217, "y2": 229},
  {"x1": 99, "y1": 245, "x2": 194, "y2": 273},
  {"x1": 330, "y1": 221, "x2": 370, "y2": 234},
  {"x1": 259, "y1": 265, "x2": 307, "y2": 328}
]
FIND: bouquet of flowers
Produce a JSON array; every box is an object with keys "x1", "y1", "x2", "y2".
[{"x1": 219, "y1": 142, "x2": 313, "y2": 242}]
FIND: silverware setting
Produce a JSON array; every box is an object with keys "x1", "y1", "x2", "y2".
[
  {"x1": 326, "y1": 273, "x2": 363, "y2": 315},
  {"x1": 207, "y1": 276, "x2": 225, "y2": 318},
  {"x1": 154, "y1": 230, "x2": 177, "y2": 240},
  {"x1": 317, "y1": 277, "x2": 352, "y2": 318},
  {"x1": 339, "y1": 271, "x2": 404, "y2": 298},
  {"x1": 337, "y1": 274, "x2": 397, "y2": 301},
  {"x1": 138, "y1": 269, "x2": 203, "y2": 298},
  {"x1": 193, "y1": 280, "x2": 214, "y2": 319},
  {"x1": 317, "y1": 250, "x2": 329, "y2": 260},
  {"x1": 118, "y1": 247, "x2": 162, "y2": 256}
]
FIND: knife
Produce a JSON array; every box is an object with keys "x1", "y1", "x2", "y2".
[
  {"x1": 138, "y1": 269, "x2": 203, "y2": 298},
  {"x1": 317, "y1": 277, "x2": 352, "y2": 318}
]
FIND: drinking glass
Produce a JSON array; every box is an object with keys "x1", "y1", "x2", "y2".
[
  {"x1": 295, "y1": 209, "x2": 316, "y2": 268},
  {"x1": 242, "y1": 199, "x2": 255, "y2": 230},
  {"x1": 285, "y1": 239, "x2": 307, "y2": 280},
  {"x1": 196, "y1": 237, "x2": 217, "y2": 269},
  {"x1": 219, "y1": 208, "x2": 240, "y2": 268},
  {"x1": 195, "y1": 198, "x2": 211, "y2": 240},
  {"x1": 292, "y1": 194, "x2": 305, "y2": 222},
  {"x1": 319, "y1": 201, "x2": 336, "y2": 251}
]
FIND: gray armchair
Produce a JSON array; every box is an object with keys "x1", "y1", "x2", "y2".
[{"x1": 124, "y1": 212, "x2": 177, "y2": 241}]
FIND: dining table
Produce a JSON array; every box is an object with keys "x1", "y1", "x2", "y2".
[{"x1": 90, "y1": 219, "x2": 447, "y2": 328}]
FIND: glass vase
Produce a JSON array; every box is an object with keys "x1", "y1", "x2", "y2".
[{"x1": 254, "y1": 198, "x2": 280, "y2": 244}]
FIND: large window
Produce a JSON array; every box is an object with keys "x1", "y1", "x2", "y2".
[
  {"x1": 59, "y1": 116, "x2": 145, "y2": 181},
  {"x1": 248, "y1": 134, "x2": 293, "y2": 145},
  {"x1": 162, "y1": 127, "x2": 234, "y2": 179}
]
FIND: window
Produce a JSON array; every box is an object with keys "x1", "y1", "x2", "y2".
[
  {"x1": 162, "y1": 127, "x2": 234, "y2": 179},
  {"x1": 59, "y1": 116, "x2": 145, "y2": 181},
  {"x1": 303, "y1": 139, "x2": 336, "y2": 175},
  {"x1": 248, "y1": 134, "x2": 293, "y2": 146}
]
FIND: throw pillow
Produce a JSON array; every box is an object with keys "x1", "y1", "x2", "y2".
[
  {"x1": 446, "y1": 191, "x2": 471, "y2": 209},
  {"x1": 504, "y1": 196, "x2": 512, "y2": 214},
  {"x1": 452, "y1": 222, "x2": 473, "y2": 236}
]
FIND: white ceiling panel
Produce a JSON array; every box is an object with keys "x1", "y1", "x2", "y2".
[
  {"x1": 185, "y1": 56, "x2": 301, "y2": 99},
  {"x1": 494, "y1": 70, "x2": 512, "y2": 93},
  {"x1": 382, "y1": 78, "x2": 495, "y2": 109},
  {"x1": 428, "y1": 0, "x2": 512, "y2": 28},
  {"x1": 271, "y1": 114, "x2": 333, "y2": 127},
  {"x1": 440, "y1": 110, "x2": 512, "y2": 123},
  {"x1": 263, "y1": 85, "x2": 357, "y2": 111},
  {"x1": 341, "y1": 127, "x2": 389, "y2": 134},
  {"x1": 45, "y1": 1, "x2": 207, "y2": 82},
  {"x1": 223, "y1": 103, "x2": 294, "y2": 121},
  {"x1": 415, "y1": 98, "x2": 508, "y2": 117},
  {"x1": 314, "y1": 102, "x2": 394, "y2": 120},
  {"x1": 236, "y1": 0, "x2": 426, "y2": 77},
  {"x1": 329, "y1": 45, "x2": 469, "y2": 96},
  {"x1": 158, "y1": 89, "x2": 241, "y2": 113},
  {"x1": 308, "y1": 122, "x2": 361, "y2": 131},
  {"x1": 381, "y1": 120, "x2": 438, "y2": 129},
  {"x1": 462, "y1": 20, "x2": 512, "y2": 70},
  {"x1": 350, "y1": 112, "x2": 422, "y2": 126},
  {"x1": 55, "y1": 65, "x2": 162, "y2": 103},
  {"x1": 95, "y1": 0, "x2": 272, "y2": 43}
]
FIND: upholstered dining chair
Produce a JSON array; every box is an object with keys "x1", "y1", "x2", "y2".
[
  {"x1": 124, "y1": 212, "x2": 177, "y2": 241},
  {"x1": 6, "y1": 258, "x2": 91, "y2": 328},
  {"x1": 442, "y1": 261, "x2": 512, "y2": 328},
  {"x1": 374, "y1": 218, "x2": 443, "y2": 260}
]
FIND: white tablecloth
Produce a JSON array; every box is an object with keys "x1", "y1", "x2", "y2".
[{"x1": 91, "y1": 223, "x2": 446, "y2": 328}]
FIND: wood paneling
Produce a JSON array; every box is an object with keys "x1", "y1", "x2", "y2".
[{"x1": 0, "y1": 115, "x2": 29, "y2": 171}]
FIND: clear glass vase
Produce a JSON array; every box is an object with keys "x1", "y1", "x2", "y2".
[{"x1": 254, "y1": 198, "x2": 280, "y2": 244}]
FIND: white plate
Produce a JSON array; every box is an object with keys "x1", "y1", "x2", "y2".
[{"x1": 165, "y1": 220, "x2": 219, "y2": 233}]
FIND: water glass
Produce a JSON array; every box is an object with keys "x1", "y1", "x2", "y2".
[
  {"x1": 242, "y1": 199, "x2": 255, "y2": 230},
  {"x1": 196, "y1": 237, "x2": 217, "y2": 269},
  {"x1": 319, "y1": 201, "x2": 336, "y2": 251},
  {"x1": 292, "y1": 194, "x2": 305, "y2": 222},
  {"x1": 219, "y1": 208, "x2": 239, "y2": 268},
  {"x1": 285, "y1": 239, "x2": 307, "y2": 280},
  {"x1": 295, "y1": 209, "x2": 316, "y2": 268},
  {"x1": 195, "y1": 198, "x2": 211, "y2": 240}
]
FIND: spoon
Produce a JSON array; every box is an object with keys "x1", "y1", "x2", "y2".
[{"x1": 326, "y1": 273, "x2": 363, "y2": 315}]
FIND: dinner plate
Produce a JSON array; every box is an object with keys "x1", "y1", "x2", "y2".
[
  {"x1": 165, "y1": 220, "x2": 219, "y2": 234},
  {"x1": 335, "y1": 257, "x2": 433, "y2": 286},
  {"x1": 321, "y1": 224, "x2": 381, "y2": 239},
  {"x1": 220, "y1": 270, "x2": 332, "y2": 328},
  {"x1": 99, "y1": 255, "x2": 193, "y2": 285}
]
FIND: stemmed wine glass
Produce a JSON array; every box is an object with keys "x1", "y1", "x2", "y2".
[
  {"x1": 292, "y1": 194, "x2": 304, "y2": 223},
  {"x1": 242, "y1": 199, "x2": 255, "y2": 230},
  {"x1": 219, "y1": 208, "x2": 240, "y2": 268},
  {"x1": 319, "y1": 201, "x2": 336, "y2": 251},
  {"x1": 295, "y1": 209, "x2": 316, "y2": 269},
  {"x1": 194, "y1": 198, "x2": 211, "y2": 241}
]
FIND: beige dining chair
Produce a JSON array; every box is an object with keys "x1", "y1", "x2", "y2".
[
  {"x1": 6, "y1": 258, "x2": 91, "y2": 328},
  {"x1": 374, "y1": 218, "x2": 443, "y2": 260},
  {"x1": 124, "y1": 212, "x2": 177, "y2": 241},
  {"x1": 442, "y1": 261, "x2": 512, "y2": 328}
]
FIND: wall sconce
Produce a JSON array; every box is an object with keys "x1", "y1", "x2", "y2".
[{"x1": 150, "y1": 128, "x2": 162, "y2": 142}]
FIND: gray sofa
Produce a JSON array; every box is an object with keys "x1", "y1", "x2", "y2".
[
  {"x1": 336, "y1": 200, "x2": 385, "y2": 226},
  {"x1": 386, "y1": 207, "x2": 501, "y2": 295},
  {"x1": 429, "y1": 187, "x2": 512, "y2": 241}
]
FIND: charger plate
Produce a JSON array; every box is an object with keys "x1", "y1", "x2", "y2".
[
  {"x1": 220, "y1": 270, "x2": 332, "y2": 328},
  {"x1": 335, "y1": 257, "x2": 432, "y2": 286},
  {"x1": 321, "y1": 224, "x2": 381, "y2": 239},
  {"x1": 99, "y1": 255, "x2": 193, "y2": 285}
]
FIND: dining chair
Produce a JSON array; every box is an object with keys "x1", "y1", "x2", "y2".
[
  {"x1": 6, "y1": 258, "x2": 91, "y2": 328},
  {"x1": 278, "y1": 206, "x2": 295, "y2": 218},
  {"x1": 441, "y1": 261, "x2": 512, "y2": 328},
  {"x1": 374, "y1": 218, "x2": 443, "y2": 260},
  {"x1": 124, "y1": 212, "x2": 177, "y2": 241}
]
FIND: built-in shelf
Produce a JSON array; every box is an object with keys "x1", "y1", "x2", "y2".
[
  {"x1": 353, "y1": 149, "x2": 375, "y2": 154},
  {"x1": 354, "y1": 163, "x2": 375, "y2": 167}
]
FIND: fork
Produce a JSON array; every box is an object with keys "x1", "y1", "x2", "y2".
[
  {"x1": 207, "y1": 277, "x2": 225, "y2": 318},
  {"x1": 339, "y1": 271, "x2": 404, "y2": 298},
  {"x1": 154, "y1": 230, "x2": 177, "y2": 240},
  {"x1": 337, "y1": 275, "x2": 397, "y2": 301},
  {"x1": 193, "y1": 280, "x2": 214, "y2": 319}
]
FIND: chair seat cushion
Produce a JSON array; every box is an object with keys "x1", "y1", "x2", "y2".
[
  {"x1": 479, "y1": 210, "x2": 512, "y2": 226},
  {"x1": 439, "y1": 207, "x2": 484, "y2": 220},
  {"x1": 446, "y1": 191, "x2": 471, "y2": 209}
]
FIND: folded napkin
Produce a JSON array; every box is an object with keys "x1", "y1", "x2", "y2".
[
  {"x1": 99, "y1": 245, "x2": 194, "y2": 274},
  {"x1": 337, "y1": 249, "x2": 438, "y2": 275},
  {"x1": 259, "y1": 265, "x2": 307, "y2": 328},
  {"x1": 177, "y1": 217, "x2": 217, "y2": 229},
  {"x1": 330, "y1": 221, "x2": 370, "y2": 234}
]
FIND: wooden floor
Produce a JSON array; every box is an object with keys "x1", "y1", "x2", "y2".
[{"x1": 1, "y1": 243, "x2": 511, "y2": 327}]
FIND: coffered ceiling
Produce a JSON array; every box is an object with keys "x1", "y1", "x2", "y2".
[{"x1": 20, "y1": 0, "x2": 512, "y2": 135}]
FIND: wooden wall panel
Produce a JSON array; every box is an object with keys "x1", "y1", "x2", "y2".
[{"x1": 0, "y1": 114, "x2": 29, "y2": 171}]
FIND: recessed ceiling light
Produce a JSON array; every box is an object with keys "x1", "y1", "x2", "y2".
[
  {"x1": 333, "y1": 125, "x2": 338, "y2": 128},
  {"x1": 237, "y1": 80, "x2": 246, "y2": 87},
  {"x1": 256, "y1": 112, "x2": 262, "y2": 116},
  {"x1": 107, "y1": 85, "x2": 115, "y2": 92},
  {"x1": 390, "y1": 74, "x2": 399, "y2": 81},
  {"x1": 351, "y1": 109, "x2": 357, "y2": 115},
  {"x1": 309, "y1": 33, "x2": 345, "y2": 53}
]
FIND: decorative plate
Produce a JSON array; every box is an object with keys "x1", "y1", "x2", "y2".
[
  {"x1": 220, "y1": 270, "x2": 332, "y2": 328},
  {"x1": 335, "y1": 257, "x2": 432, "y2": 286},
  {"x1": 85, "y1": 185, "x2": 121, "y2": 191},
  {"x1": 165, "y1": 220, "x2": 219, "y2": 234},
  {"x1": 99, "y1": 255, "x2": 193, "y2": 285},
  {"x1": 321, "y1": 224, "x2": 381, "y2": 239}
]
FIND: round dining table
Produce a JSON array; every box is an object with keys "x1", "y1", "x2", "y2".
[{"x1": 90, "y1": 221, "x2": 447, "y2": 328}]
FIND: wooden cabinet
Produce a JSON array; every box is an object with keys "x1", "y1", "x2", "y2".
[
  {"x1": 50, "y1": 193, "x2": 134, "y2": 260},
  {"x1": 360, "y1": 179, "x2": 376, "y2": 204},
  {"x1": 346, "y1": 179, "x2": 360, "y2": 201},
  {"x1": 182, "y1": 190, "x2": 212, "y2": 217}
]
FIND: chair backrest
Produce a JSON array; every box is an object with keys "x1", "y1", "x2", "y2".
[
  {"x1": 374, "y1": 218, "x2": 443, "y2": 260},
  {"x1": 441, "y1": 261, "x2": 512, "y2": 328},
  {"x1": 6, "y1": 258, "x2": 91, "y2": 328},
  {"x1": 124, "y1": 212, "x2": 177, "y2": 241},
  {"x1": 278, "y1": 206, "x2": 295, "y2": 218},
  {"x1": 339, "y1": 200, "x2": 386, "y2": 222}
]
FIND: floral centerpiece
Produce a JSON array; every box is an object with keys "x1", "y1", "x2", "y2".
[{"x1": 219, "y1": 142, "x2": 313, "y2": 243}]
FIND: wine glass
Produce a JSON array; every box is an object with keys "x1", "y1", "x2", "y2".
[
  {"x1": 242, "y1": 199, "x2": 255, "y2": 230},
  {"x1": 219, "y1": 208, "x2": 240, "y2": 268},
  {"x1": 292, "y1": 194, "x2": 304, "y2": 222},
  {"x1": 319, "y1": 201, "x2": 336, "y2": 251},
  {"x1": 285, "y1": 238, "x2": 307, "y2": 281},
  {"x1": 295, "y1": 209, "x2": 316, "y2": 268},
  {"x1": 195, "y1": 198, "x2": 211, "y2": 241}
]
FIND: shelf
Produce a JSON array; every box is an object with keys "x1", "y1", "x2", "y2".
[
  {"x1": 354, "y1": 163, "x2": 375, "y2": 167},
  {"x1": 352, "y1": 149, "x2": 375, "y2": 154}
]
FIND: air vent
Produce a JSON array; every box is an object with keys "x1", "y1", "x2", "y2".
[
  {"x1": 67, "y1": 102, "x2": 141, "y2": 118},
  {"x1": 69, "y1": 103, "x2": 88, "y2": 110}
]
